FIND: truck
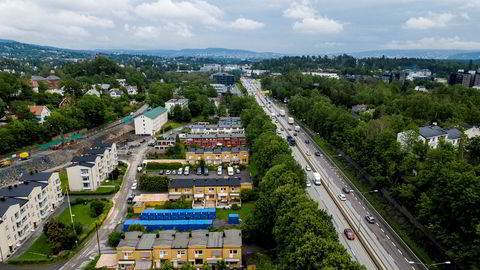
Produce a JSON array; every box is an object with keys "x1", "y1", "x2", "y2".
[
  {"x1": 279, "y1": 109, "x2": 285, "y2": 116},
  {"x1": 313, "y1": 172, "x2": 322, "y2": 185},
  {"x1": 288, "y1": 117, "x2": 294, "y2": 125},
  {"x1": 287, "y1": 135, "x2": 296, "y2": 146},
  {"x1": 294, "y1": 125, "x2": 300, "y2": 132}
]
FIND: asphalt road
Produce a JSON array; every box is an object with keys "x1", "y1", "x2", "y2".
[{"x1": 242, "y1": 77, "x2": 418, "y2": 270}]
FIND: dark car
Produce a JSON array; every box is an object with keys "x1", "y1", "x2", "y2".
[
  {"x1": 140, "y1": 139, "x2": 146, "y2": 143},
  {"x1": 127, "y1": 195, "x2": 134, "y2": 203},
  {"x1": 342, "y1": 187, "x2": 351, "y2": 194},
  {"x1": 344, "y1": 228, "x2": 355, "y2": 240},
  {"x1": 203, "y1": 167, "x2": 209, "y2": 176},
  {"x1": 159, "y1": 170, "x2": 164, "y2": 175},
  {"x1": 293, "y1": 132, "x2": 297, "y2": 136},
  {"x1": 197, "y1": 167, "x2": 202, "y2": 175},
  {"x1": 315, "y1": 151, "x2": 321, "y2": 156},
  {"x1": 305, "y1": 139, "x2": 310, "y2": 144}
]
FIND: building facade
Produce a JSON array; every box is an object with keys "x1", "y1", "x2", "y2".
[
  {"x1": 165, "y1": 99, "x2": 189, "y2": 113},
  {"x1": 28, "y1": 105, "x2": 51, "y2": 123},
  {"x1": 397, "y1": 125, "x2": 462, "y2": 149},
  {"x1": 67, "y1": 143, "x2": 118, "y2": 192},
  {"x1": 168, "y1": 178, "x2": 253, "y2": 208},
  {"x1": 186, "y1": 148, "x2": 249, "y2": 165},
  {"x1": 135, "y1": 107, "x2": 168, "y2": 136},
  {"x1": 116, "y1": 230, "x2": 242, "y2": 269},
  {"x1": 190, "y1": 124, "x2": 244, "y2": 135},
  {"x1": 212, "y1": 73, "x2": 235, "y2": 86},
  {"x1": 181, "y1": 134, "x2": 246, "y2": 148},
  {"x1": 0, "y1": 172, "x2": 63, "y2": 261}
]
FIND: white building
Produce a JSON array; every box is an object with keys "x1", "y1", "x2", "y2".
[
  {"x1": 126, "y1": 86, "x2": 138, "y2": 95},
  {"x1": 414, "y1": 86, "x2": 428, "y2": 92},
  {"x1": 110, "y1": 89, "x2": 123, "y2": 98},
  {"x1": 45, "y1": 89, "x2": 65, "y2": 96},
  {"x1": 397, "y1": 125, "x2": 462, "y2": 149},
  {"x1": 27, "y1": 105, "x2": 51, "y2": 124},
  {"x1": 67, "y1": 143, "x2": 118, "y2": 192},
  {"x1": 85, "y1": 88, "x2": 101, "y2": 97},
  {"x1": 117, "y1": 79, "x2": 127, "y2": 87},
  {"x1": 302, "y1": 72, "x2": 340, "y2": 80},
  {"x1": 134, "y1": 107, "x2": 168, "y2": 136},
  {"x1": 464, "y1": 125, "x2": 480, "y2": 139},
  {"x1": 0, "y1": 172, "x2": 63, "y2": 261},
  {"x1": 164, "y1": 98, "x2": 189, "y2": 113}
]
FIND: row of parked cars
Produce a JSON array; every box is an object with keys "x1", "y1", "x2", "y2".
[{"x1": 155, "y1": 165, "x2": 242, "y2": 177}]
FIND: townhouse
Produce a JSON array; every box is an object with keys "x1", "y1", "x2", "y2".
[
  {"x1": 67, "y1": 143, "x2": 118, "y2": 192},
  {"x1": 218, "y1": 117, "x2": 242, "y2": 126},
  {"x1": 116, "y1": 229, "x2": 242, "y2": 269},
  {"x1": 134, "y1": 106, "x2": 168, "y2": 136},
  {"x1": 0, "y1": 172, "x2": 63, "y2": 261},
  {"x1": 181, "y1": 134, "x2": 246, "y2": 148},
  {"x1": 190, "y1": 124, "x2": 244, "y2": 135},
  {"x1": 168, "y1": 178, "x2": 253, "y2": 208},
  {"x1": 397, "y1": 125, "x2": 462, "y2": 149},
  {"x1": 186, "y1": 148, "x2": 249, "y2": 165}
]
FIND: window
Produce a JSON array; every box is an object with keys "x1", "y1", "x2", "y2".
[
  {"x1": 208, "y1": 188, "x2": 215, "y2": 192},
  {"x1": 195, "y1": 258, "x2": 203, "y2": 265},
  {"x1": 140, "y1": 252, "x2": 150, "y2": 258},
  {"x1": 83, "y1": 183, "x2": 90, "y2": 188},
  {"x1": 230, "y1": 250, "x2": 238, "y2": 255},
  {"x1": 124, "y1": 251, "x2": 133, "y2": 257},
  {"x1": 220, "y1": 188, "x2": 226, "y2": 192},
  {"x1": 159, "y1": 250, "x2": 168, "y2": 257},
  {"x1": 231, "y1": 187, "x2": 236, "y2": 191},
  {"x1": 80, "y1": 169, "x2": 89, "y2": 174},
  {"x1": 177, "y1": 250, "x2": 186, "y2": 255},
  {"x1": 195, "y1": 250, "x2": 203, "y2": 255}
]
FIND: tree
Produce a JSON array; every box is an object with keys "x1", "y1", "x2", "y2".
[
  {"x1": 43, "y1": 220, "x2": 78, "y2": 254},
  {"x1": 161, "y1": 261, "x2": 174, "y2": 270},
  {"x1": 0, "y1": 98, "x2": 6, "y2": 119},
  {"x1": 61, "y1": 79, "x2": 83, "y2": 97},
  {"x1": 138, "y1": 175, "x2": 169, "y2": 192},
  {"x1": 90, "y1": 200, "x2": 105, "y2": 217},
  {"x1": 108, "y1": 232, "x2": 124, "y2": 247},
  {"x1": 180, "y1": 263, "x2": 195, "y2": 270},
  {"x1": 38, "y1": 81, "x2": 48, "y2": 93},
  {"x1": 76, "y1": 95, "x2": 106, "y2": 128},
  {"x1": 127, "y1": 224, "x2": 147, "y2": 232}
]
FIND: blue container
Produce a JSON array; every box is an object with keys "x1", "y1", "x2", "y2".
[{"x1": 228, "y1": 214, "x2": 240, "y2": 225}]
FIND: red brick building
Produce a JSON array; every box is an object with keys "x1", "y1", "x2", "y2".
[
  {"x1": 181, "y1": 134, "x2": 247, "y2": 148},
  {"x1": 31, "y1": 75, "x2": 61, "y2": 90}
]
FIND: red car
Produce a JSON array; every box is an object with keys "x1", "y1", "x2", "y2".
[{"x1": 344, "y1": 228, "x2": 355, "y2": 240}]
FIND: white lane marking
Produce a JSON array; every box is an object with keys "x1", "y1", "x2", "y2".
[
  {"x1": 404, "y1": 257, "x2": 409, "y2": 262},
  {"x1": 398, "y1": 249, "x2": 402, "y2": 255},
  {"x1": 412, "y1": 267, "x2": 415, "y2": 270},
  {"x1": 392, "y1": 242, "x2": 396, "y2": 247},
  {"x1": 362, "y1": 206, "x2": 366, "y2": 210},
  {"x1": 376, "y1": 223, "x2": 380, "y2": 226},
  {"x1": 386, "y1": 235, "x2": 390, "y2": 240},
  {"x1": 381, "y1": 228, "x2": 385, "y2": 233}
]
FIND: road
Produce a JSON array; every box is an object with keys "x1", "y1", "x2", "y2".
[{"x1": 242, "y1": 78, "x2": 417, "y2": 270}]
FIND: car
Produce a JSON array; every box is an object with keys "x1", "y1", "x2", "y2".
[
  {"x1": 236, "y1": 168, "x2": 240, "y2": 174},
  {"x1": 171, "y1": 170, "x2": 177, "y2": 175},
  {"x1": 306, "y1": 181, "x2": 311, "y2": 187},
  {"x1": 293, "y1": 132, "x2": 297, "y2": 136},
  {"x1": 338, "y1": 194, "x2": 347, "y2": 201},
  {"x1": 305, "y1": 139, "x2": 310, "y2": 144},
  {"x1": 127, "y1": 195, "x2": 134, "y2": 203},
  {"x1": 184, "y1": 166, "x2": 189, "y2": 175},
  {"x1": 342, "y1": 187, "x2": 351, "y2": 194},
  {"x1": 203, "y1": 167, "x2": 209, "y2": 176},
  {"x1": 159, "y1": 170, "x2": 164, "y2": 175},
  {"x1": 275, "y1": 119, "x2": 278, "y2": 123},
  {"x1": 305, "y1": 166, "x2": 311, "y2": 171},
  {"x1": 276, "y1": 130, "x2": 281, "y2": 134},
  {"x1": 344, "y1": 228, "x2": 355, "y2": 240},
  {"x1": 131, "y1": 185, "x2": 137, "y2": 190},
  {"x1": 315, "y1": 152, "x2": 321, "y2": 156},
  {"x1": 217, "y1": 166, "x2": 222, "y2": 175},
  {"x1": 165, "y1": 170, "x2": 171, "y2": 175},
  {"x1": 197, "y1": 167, "x2": 202, "y2": 175},
  {"x1": 178, "y1": 167, "x2": 183, "y2": 175},
  {"x1": 365, "y1": 215, "x2": 375, "y2": 224},
  {"x1": 288, "y1": 127, "x2": 292, "y2": 131}
]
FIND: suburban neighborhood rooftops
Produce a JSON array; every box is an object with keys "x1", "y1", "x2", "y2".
[
  {"x1": 21, "y1": 172, "x2": 53, "y2": 182},
  {"x1": 207, "y1": 232, "x2": 223, "y2": 248},
  {"x1": 0, "y1": 197, "x2": 29, "y2": 216},
  {"x1": 28, "y1": 105, "x2": 48, "y2": 116},
  {"x1": 166, "y1": 98, "x2": 188, "y2": 104},
  {"x1": 143, "y1": 106, "x2": 167, "y2": 120},
  {"x1": 223, "y1": 229, "x2": 242, "y2": 247},
  {"x1": 188, "y1": 230, "x2": 209, "y2": 247},
  {"x1": 172, "y1": 232, "x2": 190, "y2": 249},
  {"x1": 136, "y1": 233, "x2": 156, "y2": 250},
  {"x1": 446, "y1": 128, "x2": 462, "y2": 139},
  {"x1": 0, "y1": 181, "x2": 47, "y2": 198},
  {"x1": 168, "y1": 177, "x2": 251, "y2": 188},
  {"x1": 153, "y1": 230, "x2": 176, "y2": 247}
]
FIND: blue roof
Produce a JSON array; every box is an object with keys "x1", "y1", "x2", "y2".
[
  {"x1": 143, "y1": 106, "x2": 167, "y2": 120},
  {"x1": 141, "y1": 208, "x2": 216, "y2": 214},
  {"x1": 124, "y1": 220, "x2": 213, "y2": 225}
]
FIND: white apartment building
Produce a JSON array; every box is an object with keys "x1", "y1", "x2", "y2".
[
  {"x1": 164, "y1": 98, "x2": 189, "y2": 113},
  {"x1": 67, "y1": 143, "x2": 118, "y2": 192},
  {"x1": 0, "y1": 172, "x2": 63, "y2": 261},
  {"x1": 190, "y1": 124, "x2": 244, "y2": 134},
  {"x1": 397, "y1": 125, "x2": 462, "y2": 149},
  {"x1": 134, "y1": 106, "x2": 168, "y2": 136}
]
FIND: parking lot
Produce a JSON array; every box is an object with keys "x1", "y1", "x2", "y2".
[{"x1": 147, "y1": 167, "x2": 249, "y2": 180}]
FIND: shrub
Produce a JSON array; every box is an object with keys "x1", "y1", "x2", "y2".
[
  {"x1": 90, "y1": 200, "x2": 105, "y2": 218},
  {"x1": 108, "y1": 232, "x2": 124, "y2": 247},
  {"x1": 145, "y1": 162, "x2": 183, "y2": 170},
  {"x1": 73, "y1": 222, "x2": 83, "y2": 235},
  {"x1": 231, "y1": 204, "x2": 240, "y2": 210},
  {"x1": 127, "y1": 224, "x2": 146, "y2": 232},
  {"x1": 74, "y1": 197, "x2": 88, "y2": 205},
  {"x1": 138, "y1": 174, "x2": 168, "y2": 192},
  {"x1": 161, "y1": 198, "x2": 192, "y2": 209},
  {"x1": 240, "y1": 189, "x2": 258, "y2": 202}
]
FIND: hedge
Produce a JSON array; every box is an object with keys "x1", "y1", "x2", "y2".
[{"x1": 145, "y1": 162, "x2": 183, "y2": 170}]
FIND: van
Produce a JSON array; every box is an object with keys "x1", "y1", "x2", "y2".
[
  {"x1": 197, "y1": 167, "x2": 202, "y2": 175},
  {"x1": 227, "y1": 166, "x2": 234, "y2": 176},
  {"x1": 203, "y1": 167, "x2": 209, "y2": 176},
  {"x1": 217, "y1": 166, "x2": 222, "y2": 175}
]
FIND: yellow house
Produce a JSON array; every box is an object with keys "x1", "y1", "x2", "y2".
[
  {"x1": 223, "y1": 230, "x2": 242, "y2": 268},
  {"x1": 117, "y1": 231, "x2": 143, "y2": 270},
  {"x1": 186, "y1": 147, "x2": 250, "y2": 165},
  {"x1": 152, "y1": 230, "x2": 175, "y2": 269},
  {"x1": 187, "y1": 230, "x2": 208, "y2": 267},
  {"x1": 171, "y1": 232, "x2": 190, "y2": 268},
  {"x1": 133, "y1": 194, "x2": 169, "y2": 214}
]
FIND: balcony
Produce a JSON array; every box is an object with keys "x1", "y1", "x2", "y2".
[{"x1": 192, "y1": 198, "x2": 205, "y2": 208}]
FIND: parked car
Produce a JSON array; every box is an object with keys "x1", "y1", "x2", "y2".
[
  {"x1": 306, "y1": 180, "x2": 311, "y2": 187},
  {"x1": 178, "y1": 167, "x2": 183, "y2": 175},
  {"x1": 203, "y1": 167, "x2": 209, "y2": 176},
  {"x1": 344, "y1": 228, "x2": 355, "y2": 240},
  {"x1": 158, "y1": 170, "x2": 164, "y2": 175},
  {"x1": 184, "y1": 166, "x2": 189, "y2": 175},
  {"x1": 217, "y1": 166, "x2": 222, "y2": 175},
  {"x1": 315, "y1": 152, "x2": 321, "y2": 156},
  {"x1": 171, "y1": 170, "x2": 177, "y2": 175},
  {"x1": 293, "y1": 132, "x2": 297, "y2": 136},
  {"x1": 305, "y1": 166, "x2": 311, "y2": 171},
  {"x1": 165, "y1": 170, "x2": 171, "y2": 175},
  {"x1": 338, "y1": 194, "x2": 347, "y2": 201},
  {"x1": 197, "y1": 167, "x2": 202, "y2": 175},
  {"x1": 365, "y1": 215, "x2": 375, "y2": 224},
  {"x1": 342, "y1": 187, "x2": 351, "y2": 194},
  {"x1": 235, "y1": 168, "x2": 240, "y2": 174},
  {"x1": 227, "y1": 166, "x2": 234, "y2": 176},
  {"x1": 305, "y1": 139, "x2": 310, "y2": 144}
]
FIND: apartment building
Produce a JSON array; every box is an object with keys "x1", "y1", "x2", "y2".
[
  {"x1": 397, "y1": 125, "x2": 462, "y2": 149},
  {"x1": 186, "y1": 148, "x2": 249, "y2": 165},
  {"x1": 67, "y1": 143, "x2": 118, "y2": 192},
  {"x1": 116, "y1": 229, "x2": 242, "y2": 269},
  {"x1": 190, "y1": 124, "x2": 244, "y2": 135},
  {"x1": 218, "y1": 117, "x2": 242, "y2": 126},
  {"x1": 134, "y1": 107, "x2": 168, "y2": 136},
  {"x1": 165, "y1": 99, "x2": 189, "y2": 113},
  {"x1": 181, "y1": 134, "x2": 246, "y2": 148},
  {"x1": 0, "y1": 172, "x2": 63, "y2": 261},
  {"x1": 168, "y1": 178, "x2": 253, "y2": 208}
]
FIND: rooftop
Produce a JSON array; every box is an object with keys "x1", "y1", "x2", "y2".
[
  {"x1": 71, "y1": 155, "x2": 99, "y2": 163},
  {"x1": 188, "y1": 230, "x2": 209, "y2": 247},
  {"x1": 172, "y1": 232, "x2": 189, "y2": 249},
  {"x1": 0, "y1": 197, "x2": 29, "y2": 216},
  {"x1": 207, "y1": 232, "x2": 223, "y2": 248},
  {"x1": 137, "y1": 233, "x2": 156, "y2": 250},
  {"x1": 143, "y1": 106, "x2": 168, "y2": 120},
  {"x1": 153, "y1": 230, "x2": 176, "y2": 247},
  {"x1": 0, "y1": 181, "x2": 47, "y2": 198},
  {"x1": 21, "y1": 172, "x2": 53, "y2": 182},
  {"x1": 168, "y1": 177, "x2": 251, "y2": 188},
  {"x1": 223, "y1": 229, "x2": 242, "y2": 247},
  {"x1": 419, "y1": 126, "x2": 448, "y2": 138},
  {"x1": 28, "y1": 105, "x2": 48, "y2": 116}
]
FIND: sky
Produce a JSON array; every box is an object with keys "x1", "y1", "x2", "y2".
[{"x1": 0, "y1": 0, "x2": 479, "y2": 54}]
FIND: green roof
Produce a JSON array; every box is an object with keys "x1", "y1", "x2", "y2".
[{"x1": 143, "y1": 106, "x2": 167, "y2": 119}]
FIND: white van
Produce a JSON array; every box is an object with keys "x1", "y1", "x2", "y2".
[
  {"x1": 184, "y1": 166, "x2": 190, "y2": 175},
  {"x1": 227, "y1": 166, "x2": 234, "y2": 176}
]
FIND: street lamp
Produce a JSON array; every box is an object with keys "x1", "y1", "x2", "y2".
[{"x1": 409, "y1": 260, "x2": 451, "y2": 269}]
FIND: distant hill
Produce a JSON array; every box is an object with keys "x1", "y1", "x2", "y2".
[
  {"x1": 350, "y1": 49, "x2": 480, "y2": 60},
  {"x1": 0, "y1": 39, "x2": 94, "y2": 60},
  {"x1": 99, "y1": 47, "x2": 283, "y2": 59}
]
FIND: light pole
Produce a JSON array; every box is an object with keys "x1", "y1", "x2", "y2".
[
  {"x1": 65, "y1": 187, "x2": 78, "y2": 247},
  {"x1": 409, "y1": 260, "x2": 451, "y2": 269},
  {"x1": 353, "y1": 189, "x2": 378, "y2": 232}
]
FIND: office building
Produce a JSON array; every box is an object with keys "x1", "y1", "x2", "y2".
[
  {"x1": 134, "y1": 107, "x2": 168, "y2": 136},
  {"x1": 212, "y1": 73, "x2": 235, "y2": 86}
]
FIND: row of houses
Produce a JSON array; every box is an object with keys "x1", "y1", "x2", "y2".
[
  {"x1": 180, "y1": 134, "x2": 246, "y2": 148},
  {"x1": 168, "y1": 178, "x2": 253, "y2": 209},
  {"x1": 0, "y1": 172, "x2": 64, "y2": 261},
  {"x1": 189, "y1": 124, "x2": 244, "y2": 135},
  {"x1": 397, "y1": 124, "x2": 480, "y2": 149},
  {"x1": 66, "y1": 143, "x2": 118, "y2": 192},
  {"x1": 113, "y1": 229, "x2": 242, "y2": 270},
  {"x1": 186, "y1": 148, "x2": 249, "y2": 165}
]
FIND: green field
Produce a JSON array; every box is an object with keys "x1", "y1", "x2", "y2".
[
  {"x1": 14, "y1": 234, "x2": 53, "y2": 262},
  {"x1": 216, "y1": 202, "x2": 255, "y2": 221}
]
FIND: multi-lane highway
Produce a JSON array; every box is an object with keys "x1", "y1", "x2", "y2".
[{"x1": 242, "y1": 77, "x2": 418, "y2": 270}]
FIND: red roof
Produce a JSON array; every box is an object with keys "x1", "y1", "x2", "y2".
[{"x1": 28, "y1": 105, "x2": 47, "y2": 116}]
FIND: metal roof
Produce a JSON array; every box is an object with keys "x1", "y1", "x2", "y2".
[
  {"x1": 188, "y1": 230, "x2": 209, "y2": 247},
  {"x1": 419, "y1": 126, "x2": 447, "y2": 138},
  {"x1": 71, "y1": 155, "x2": 99, "y2": 163},
  {"x1": 172, "y1": 232, "x2": 190, "y2": 249},
  {"x1": 136, "y1": 233, "x2": 156, "y2": 250},
  {"x1": 0, "y1": 197, "x2": 29, "y2": 216},
  {"x1": 143, "y1": 106, "x2": 167, "y2": 120},
  {"x1": 0, "y1": 181, "x2": 47, "y2": 198},
  {"x1": 21, "y1": 172, "x2": 53, "y2": 182},
  {"x1": 207, "y1": 232, "x2": 223, "y2": 248},
  {"x1": 223, "y1": 229, "x2": 242, "y2": 247},
  {"x1": 153, "y1": 230, "x2": 176, "y2": 247},
  {"x1": 446, "y1": 128, "x2": 462, "y2": 139}
]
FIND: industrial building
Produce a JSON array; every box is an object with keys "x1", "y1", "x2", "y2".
[{"x1": 134, "y1": 107, "x2": 168, "y2": 136}]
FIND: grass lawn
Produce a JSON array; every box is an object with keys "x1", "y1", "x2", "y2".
[
  {"x1": 14, "y1": 234, "x2": 53, "y2": 262},
  {"x1": 216, "y1": 202, "x2": 255, "y2": 221},
  {"x1": 59, "y1": 170, "x2": 68, "y2": 191},
  {"x1": 164, "y1": 121, "x2": 185, "y2": 129}
]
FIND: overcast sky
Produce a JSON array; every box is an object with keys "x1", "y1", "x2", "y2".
[{"x1": 0, "y1": 0, "x2": 479, "y2": 54}]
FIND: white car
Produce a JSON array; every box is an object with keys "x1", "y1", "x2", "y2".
[
  {"x1": 306, "y1": 181, "x2": 311, "y2": 187},
  {"x1": 338, "y1": 194, "x2": 347, "y2": 201},
  {"x1": 305, "y1": 166, "x2": 311, "y2": 171},
  {"x1": 165, "y1": 170, "x2": 171, "y2": 175}
]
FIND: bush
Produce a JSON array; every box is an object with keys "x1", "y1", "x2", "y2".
[
  {"x1": 108, "y1": 232, "x2": 124, "y2": 247},
  {"x1": 128, "y1": 224, "x2": 146, "y2": 232},
  {"x1": 231, "y1": 204, "x2": 240, "y2": 210},
  {"x1": 90, "y1": 200, "x2": 105, "y2": 218},
  {"x1": 159, "y1": 198, "x2": 192, "y2": 209},
  {"x1": 73, "y1": 222, "x2": 83, "y2": 235},
  {"x1": 145, "y1": 162, "x2": 183, "y2": 170},
  {"x1": 164, "y1": 125, "x2": 173, "y2": 132},
  {"x1": 138, "y1": 174, "x2": 168, "y2": 192},
  {"x1": 240, "y1": 189, "x2": 258, "y2": 202},
  {"x1": 74, "y1": 197, "x2": 88, "y2": 205},
  {"x1": 43, "y1": 220, "x2": 79, "y2": 254}
]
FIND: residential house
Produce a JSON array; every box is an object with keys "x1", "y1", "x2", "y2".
[
  {"x1": 351, "y1": 104, "x2": 367, "y2": 113},
  {"x1": 127, "y1": 86, "x2": 138, "y2": 95},
  {"x1": 218, "y1": 117, "x2": 242, "y2": 126},
  {"x1": 117, "y1": 79, "x2": 127, "y2": 87},
  {"x1": 186, "y1": 148, "x2": 249, "y2": 165},
  {"x1": 110, "y1": 89, "x2": 123, "y2": 98},
  {"x1": 45, "y1": 89, "x2": 65, "y2": 96},
  {"x1": 67, "y1": 143, "x2": 118, "y2": 192},
  {"x1": 190, "y1": 124, "x2": 244, "y2": 135},
  {"x1": 414, "y1": 86, "x2": 428, "y2": 92},
  {"x1": 168, "y1": 178, "x2": 253, "y2": 208},
  {"x1": 397, "y1": 125, "x2": 462, "y2": 149},
  {"x1": 165, "y1": 99, "x2": 189, "y2": 113},
  {"x1": 153, "y1": 136, "x2": 176, "y2": 152},
  {"x1": 134, "y1": 107, "x2": 168, "y2": 136},
  {"x1": 117, "y1": 230, "x2": 242, "y2": 269},
  {"x1": 31, "y1": 75, "x2": 60, "y2": 90},
  {"x1": 85, "y1": 88, "x2": 101, "y2": 97},
  {"x1": 464, "y1": 125, "x2": 480, "y2": 139},
  {"x1": 27, "y1": 105, "x2": 51, "y2": 123},
  {"x1": 0, "y1": 172, "x2": 63, "y2": 261},
  {"x1": 181, "y1": 134, "x2": 247, "y2": 148}
]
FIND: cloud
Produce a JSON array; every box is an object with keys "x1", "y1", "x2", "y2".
[
  {"x1": 385, "y1": 36, "x2": 480, "y2": 50},
  {"x1": 284, "y1": 0, "x2": 344, "y2": 34},
  {"x1": 125, "y1": 23, "x2": 193, "y2": 39},
  {"x1": 404, "y1": 12, "x2": 455, "y2": 29},
  {"x1": 229, "y1": 18, "x2": 265, "y2": 30},
  {"x1": 315, "y1": 42, "x2": 345, "y2": 48}
]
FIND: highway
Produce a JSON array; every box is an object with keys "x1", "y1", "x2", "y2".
[{"x1": 242, "y1": 77, "x2": 416, "y2": 270}]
